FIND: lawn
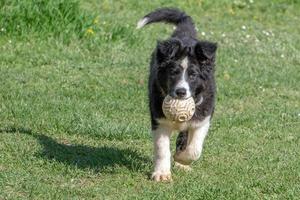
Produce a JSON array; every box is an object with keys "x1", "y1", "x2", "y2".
[{"x1": 0, "y1": 0, "x2": 299, "y2": 199}]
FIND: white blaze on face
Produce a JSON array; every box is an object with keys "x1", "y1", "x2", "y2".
[{"x1": 175, "y1": 57, "x2": 191, "y2": 98}]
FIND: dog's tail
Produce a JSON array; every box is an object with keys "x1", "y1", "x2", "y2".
[{"x1": 136, "y1": 8, "x2": 197, "y2": 38}]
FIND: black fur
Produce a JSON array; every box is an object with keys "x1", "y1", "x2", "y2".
[
  {"x1": 140, "y1": 8, "x2": 217, "y2": 131},
  {"x1": 176, "y1": 131, "x2": 189, "y2": 152}
]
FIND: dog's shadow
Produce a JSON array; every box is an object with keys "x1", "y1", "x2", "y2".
[{"x1": 2, "y1": 127, "x2": 150, "y2": 173}]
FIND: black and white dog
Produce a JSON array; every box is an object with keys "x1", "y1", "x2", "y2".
[{"x1": 137, "y1": 8, "x2": 217, "y2": 182}]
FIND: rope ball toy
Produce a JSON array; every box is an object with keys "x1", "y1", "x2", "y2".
[{"x1": 162, "y1": 95, "x2": 195, "y2": 122}]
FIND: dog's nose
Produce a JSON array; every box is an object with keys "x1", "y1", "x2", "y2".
[{"x1": 175, "y1": 88, "x2": 187, "y2": 98}]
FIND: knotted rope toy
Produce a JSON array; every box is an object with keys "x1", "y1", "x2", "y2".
[{"x1": 162, "y1": 95, "x2": 195, "y2": 122}]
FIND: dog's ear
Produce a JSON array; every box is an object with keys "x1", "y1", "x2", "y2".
[
  {"x1": 157, "y1": 38, "x2": 183, "y2": 63},
  {"x1": 194, "y1": 41, "x2": 217, "y2": 62}
]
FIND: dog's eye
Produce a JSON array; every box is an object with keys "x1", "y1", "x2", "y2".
[
  {"x1": 189, "y1": 72, "x2": 197, "y2": 79},
  {"x1": 170, "y1": 69, "x2": 181, "y2": 76}
]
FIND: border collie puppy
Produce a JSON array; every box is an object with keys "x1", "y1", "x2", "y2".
[{"x1": 137, "y1": 8, "x2": 217, "y2": 182}]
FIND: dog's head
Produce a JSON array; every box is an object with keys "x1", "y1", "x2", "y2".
[{"x1": 156, "y1": 38, "x2": 217, "y2": 99}]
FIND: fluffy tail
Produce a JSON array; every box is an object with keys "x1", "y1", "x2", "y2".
[{"x1": 137, "y1": 8, "x2": 197, "y2": 38}]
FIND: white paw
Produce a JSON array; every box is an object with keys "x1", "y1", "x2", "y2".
[
  {"x1": 174, "y1": 162, "x2": 192, "y2": 171},
  {"x1": 151, "y1": 171, "x2": 172, "y2": 182},
  {"x1": 174, "y1": 148, "x2": 199, "y2": 165}
]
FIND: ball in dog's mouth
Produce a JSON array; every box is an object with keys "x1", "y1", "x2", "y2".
[{"x1": 162, "y1": 95, "x2": 195, "y2": 122}]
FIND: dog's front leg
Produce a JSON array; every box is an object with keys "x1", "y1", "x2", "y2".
[
  {"x1": 174, "y1": 116, "x2": 211, "y2": 166},
  {"x1": 151, "y1": 125, "x2": 172, "y2": 182}
]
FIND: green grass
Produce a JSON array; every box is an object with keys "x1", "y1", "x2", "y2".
[{"x1": 0, "y1": 0, "x2": 299, "y2": 199}]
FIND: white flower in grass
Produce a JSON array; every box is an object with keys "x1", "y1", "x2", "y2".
[
  {"x1": 246, "y1": 34, "x2": 250, "y2": 39},
  {"x1": 201, "y1": 31, "x2": 206, "y2": 36},
  {"x1": 262, "y1": 30, "x2": 270, "y2": 36},
  {"x1": 280, "y1": 54, "x2": 284, "y2": 58},
  {"x1": 0, "y1": 28, "x2": 5, "y2": 32},
  {"x1": 221, "y1": 33, "x2": 226, "y2": 37},
  {"x1": 259, "y1": 86, "x2": 265, "y2": 92},
  {"x1": 241, "y1": 25, "x2": 246, "y2": 30}
]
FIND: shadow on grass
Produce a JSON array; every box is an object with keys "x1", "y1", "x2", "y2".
[{"x1": 1, "y1": 127, "x2": 150, "y2": 173}]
